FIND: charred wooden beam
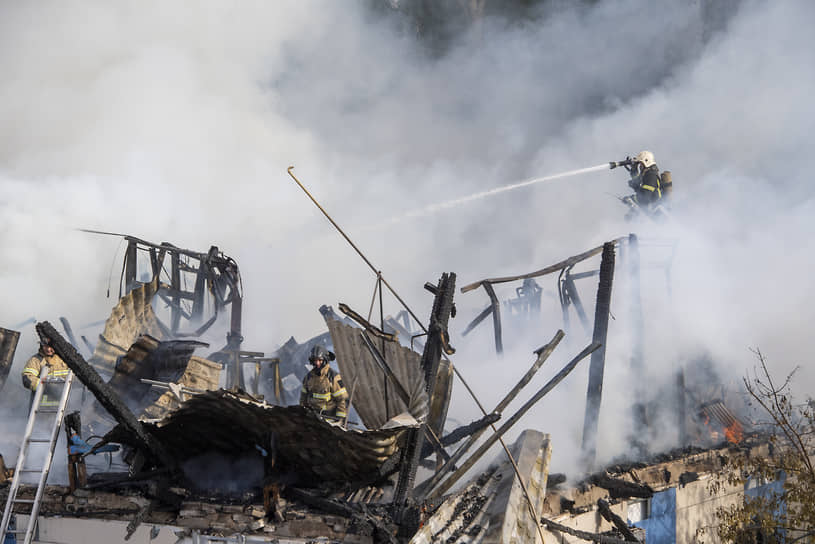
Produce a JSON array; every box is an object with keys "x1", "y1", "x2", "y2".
[
  {"x1": 171, "y1": 252, "x2": 182, "y2": 333},
  {"x1": 439, "y1": 412, "x2": 501, "y2": 448},
  {"x1": 590, "y1": 473, "x2": 653, "y2": 499},
  {"x1": 419, "y1": 412, "x2": 501, "y2": 459},
  {"x1": 482, "y1": 282, "x2": 503, "y2": 354},
  {"x1": 393, "y1": 272, "x2": 456, "y2": 511},
  {"x1": 581, "y1": 242, "x2": 616, "y2": 469},
  {"x1": 415, "y1": 330, "x2": 564, "y2": 498},
  {"x1": 287, "y1": 487, "x2": 399, "y2": 544},
  {"x1": 461, "y1": 305, "x2": 493, "y2": 337},
  {"x1": 564, "y1": 273, "x2": 591, "y2": 336},
  {"x1": 36, "y1": 321, "x2": 176, "y2": 471},
  {"x1": 430, "y1": 341, "x2": 600, "y2": 498},
  {"x1": 460, "y1": 238, "x2": 625, "y2": 294},
  {"x1": 339, "y1": 303, "x2": 397, "y2": 342},
  {"x1": 541, "y1": 515, "x2": 634, "y2": 544},
  {"x1": 597, "y1": 498, "x2": 640, "y2": 542}
]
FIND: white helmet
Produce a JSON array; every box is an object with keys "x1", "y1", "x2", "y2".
[{"x1": 634, "y1": 150, "x2": 656, "y2": 168}]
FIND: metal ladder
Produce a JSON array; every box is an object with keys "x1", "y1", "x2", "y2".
[{"x1": 1, "y1": 367, "x2": 74, "y2": 544}]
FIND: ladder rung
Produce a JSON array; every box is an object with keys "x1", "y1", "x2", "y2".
[
  {"x1": 28, "y1": 438, "x2": 51, "y2": 443},
  {"x1": 20, "y1": 469, "x2": 42, "y2": 472},
  {"x1": 36, "y1": 408, "x2": 59, "y2": 414},
  {"x1": 14, "y1": 499, "x2": 36, "y2": 503}
]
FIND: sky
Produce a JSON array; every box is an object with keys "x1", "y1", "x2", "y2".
[{"x1": 1, "y1": 0, "x2": 814, "y2": 478}]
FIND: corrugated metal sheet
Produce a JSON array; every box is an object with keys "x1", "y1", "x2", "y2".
[
  {"x1": 99, "y1": 334, "x2": 221, "y2": 420},
  {"x1": 139, "y1": 389, "x2": 413, "y2": 486},
  {"x1": 410, "y1": 430, "x2": 551, "y2": 544},
  {"x1": 325, "y1": 317, "x2": 428, "y2": 429},
  {"x1": 89, "y1": 277, "x2": 170, "y2": 374}
]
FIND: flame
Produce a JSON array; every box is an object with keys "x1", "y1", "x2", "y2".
[{"x1": 724, "y1": 421, "x2": 743, "y2": 444}]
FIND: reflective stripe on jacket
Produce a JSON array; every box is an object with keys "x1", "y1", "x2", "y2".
[
  {"x1": 299, "y1": 364, "x2": 349, "y2": 419},
  {"x1": 22, "y1": 354, "x2": 70, "y2": 406}
]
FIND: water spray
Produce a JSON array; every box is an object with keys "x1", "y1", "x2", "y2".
[{"x1": 371, "y1": 163, "x2": 612, "y2": 228}]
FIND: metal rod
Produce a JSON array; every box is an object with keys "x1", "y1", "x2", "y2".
[
  {"x1": 287, "y1": 167, "x2": 429, "y2": 339},
  {"x1": 564, "y1": 274, "x2": 591, "y2": 336},
  {"x1": 287, "y1": 166, "x2": 541, "y2": 515},
  {"x1": 379, "y1": 274, "x2": 389, "y2": 421}
]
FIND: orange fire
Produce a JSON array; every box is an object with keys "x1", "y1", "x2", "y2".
[{"x1": 724, "y1": 421, "x2": 744, "y2": 444}]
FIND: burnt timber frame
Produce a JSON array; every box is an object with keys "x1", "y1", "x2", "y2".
[
  {"x1": 580, "y1": 242, "x2": 616, "y2": 469},
  {"x1": 461, "y1": 238, "x2": 626, "y2": 354},
  {"x1": 392, "y1": 272, "x2": 456, "y2": 514},
  {"x1": 85, "y1": 230, "x2": 244, "y2": 351}
]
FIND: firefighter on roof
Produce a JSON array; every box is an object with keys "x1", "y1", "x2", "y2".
[
  {"x1": 22, "y1": 340, "x2": 70, "y2": 407},
  {"x1": 610, "y1": 150, "x2": 673, "y2": 219},
  {"x1": 299, "y1": 345, "x2": 348, "y2": 420}
]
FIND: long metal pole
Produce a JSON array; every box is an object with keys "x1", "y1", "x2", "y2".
[
  {"x1": 287, "y1": 167, "x2": 548, "y2": 533},
  {"x1": 288, "y1": 167, "x2": 430, "y2": 335}
]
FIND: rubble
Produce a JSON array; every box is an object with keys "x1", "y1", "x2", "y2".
[{"x1": 0, "y1": 233, "x2": 776, "y2": 543}]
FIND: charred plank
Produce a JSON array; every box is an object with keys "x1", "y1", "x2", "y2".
[
  {"x1": 36, "y1": 321, "x2": 177, "y2": 472},
  {"x1": 597, "y1": 498, "x2": 640, "y2": 542},
  {"x1": 590, "y1": 473, "x2": 653, "y2": 499}
]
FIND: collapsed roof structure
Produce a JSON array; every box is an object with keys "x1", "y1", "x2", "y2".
[{"x1": 0, "y1": 228, "x2": 764, "y2": 544}]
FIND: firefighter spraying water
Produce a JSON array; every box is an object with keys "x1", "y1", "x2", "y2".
[
  {"x1": 364, "y1": 153, "x2": 673, "y2": 229},
  {"x1": 610, "y1": 150, "x2": 673, "y2": 221}
]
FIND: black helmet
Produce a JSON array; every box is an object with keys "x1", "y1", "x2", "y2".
[{"x1": 308, "y1": 345, "x2": 335, "y2": 364}]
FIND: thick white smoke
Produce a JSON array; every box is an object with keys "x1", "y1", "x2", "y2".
[{"x1": 1, "y1": 0, "x2": 813, "y2": 480}]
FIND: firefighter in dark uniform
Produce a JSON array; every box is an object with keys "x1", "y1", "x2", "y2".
[
  {"x1": 299, "y1": 345, "x2": 348, "y2": 420},
  {"x1": 611, "y1": 150, "x2": 671, "y2": 218},
  {"x1": 22, "y1": 340, "x2": 70, "y2": 408}
]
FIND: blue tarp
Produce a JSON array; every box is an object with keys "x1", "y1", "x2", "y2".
[{"x1": 633, "y1": 488, "x2": 677, "y2": 544}]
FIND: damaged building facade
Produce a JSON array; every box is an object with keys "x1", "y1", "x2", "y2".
[{"x1": 0, "y1": 230, "x2": 781, "y2": 544}]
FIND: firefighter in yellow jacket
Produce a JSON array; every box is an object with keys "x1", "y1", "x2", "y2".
[
  {"x1": 22, "y1": 340, "x2": 70, "y2": 407},
  {"x1": 299, "y1": 345, "x2": 348, "y2": 420}
]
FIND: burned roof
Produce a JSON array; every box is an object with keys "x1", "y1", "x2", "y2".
[{"x1": 134, "y1": 389, "x2": 415, "y2": 487}]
